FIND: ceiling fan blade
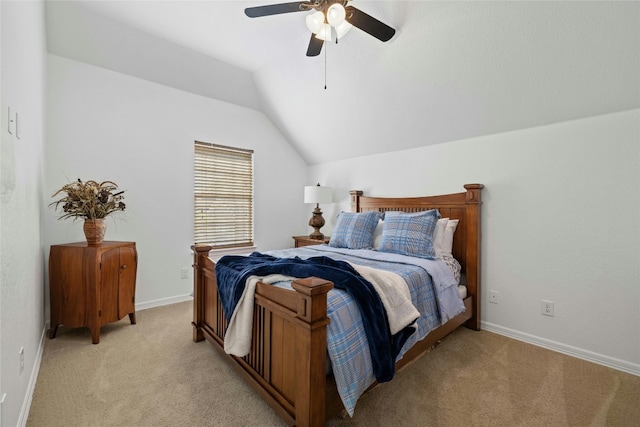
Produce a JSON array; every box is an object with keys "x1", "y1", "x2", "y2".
[
  {"x1": 245, "y1": 2, "x2": 310, "y2": 18},
  {"x1": 306, "y1": 35, "x2": 324, "y2": 57},
  {"x1": 345, "y1": 6, "x2": 396, "y2": 42}
]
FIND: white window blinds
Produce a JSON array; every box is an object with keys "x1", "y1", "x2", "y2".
[{"x1": 194, "y1": 141, "x2": 254, "y2": 248}]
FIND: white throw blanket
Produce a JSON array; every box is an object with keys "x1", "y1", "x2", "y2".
[
  {"x1": 224, "y1": 274, "x2": 296, "y2": 356},
  {"x1": 348, "y1": 263, "x2": 419, "y2": 335}
]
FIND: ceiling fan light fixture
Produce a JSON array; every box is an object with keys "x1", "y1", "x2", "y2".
[
  {"x1": 315, "y1": 23, "x2": 332, "y2": 41},
  {"x1": 334, "y1": 21, "x2": 352, "y2": 39},
  {"x1": 326, "y1": 3, "x2": 346, "y2": 27},
  {"x1": 305, "y1": 11, "x2": 324, "y2": 34},
  {"x1": 244, "y1": 1, "x2": 396, "y2": 57}
]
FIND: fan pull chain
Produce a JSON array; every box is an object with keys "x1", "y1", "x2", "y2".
[{"x1": 324, "y1": 39, "x2": 327, "y2": 90}]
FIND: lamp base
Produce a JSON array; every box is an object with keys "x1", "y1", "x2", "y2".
[
  {"x1": 308, "y1": 206, "x2": 325, "y2": 240},
  {"x1": 309, "y1": 231, "x2": 325, "y2": 240}
]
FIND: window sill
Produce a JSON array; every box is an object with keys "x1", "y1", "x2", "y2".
[{"x1": 202, "y1": 245, "x2": 256, "y2": 261}]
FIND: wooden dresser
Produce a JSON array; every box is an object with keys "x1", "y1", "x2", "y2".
[{"x1": 49, "y1": 241, "x2": 137, "y2": 344}]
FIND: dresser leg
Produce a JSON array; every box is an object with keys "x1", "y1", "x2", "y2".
[
  {"x1": 49, "y1": 324, "x2": 59, "y2": 339},
  {"x1": 91, "y1": 328, "x2": 100, "y2": 344},
  {"x1": 128, "y1": 312, "x2": 136, "y2": 324}
]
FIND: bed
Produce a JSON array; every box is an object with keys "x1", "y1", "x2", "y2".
[{"x1": 191, "y1": 184, "x2": 483, "y2": 427}]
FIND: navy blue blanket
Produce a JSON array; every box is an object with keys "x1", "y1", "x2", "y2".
[{"x1": 215, "y1": 252, "x2": 415, "y2": 382}]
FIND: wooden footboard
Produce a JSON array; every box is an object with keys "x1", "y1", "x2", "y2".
[
  {"x1": 191, "y1": 245, "x2": 333, "y2": 427},
  {"x1": 192, "y1": 184, "x2": 482, "y2": 426}
]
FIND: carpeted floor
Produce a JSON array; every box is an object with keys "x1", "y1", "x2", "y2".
[{"x1": 27, "y1": 301, "x2": 639, "y2": 426}]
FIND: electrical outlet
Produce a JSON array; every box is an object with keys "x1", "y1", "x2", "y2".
[
  {"x1": 19, "y1": 347, "x2": 24, "y2": 371},
  {"x1": 180, "y1": 267, "x2": 189, "y2": 279},
  {"x1": 489, "y1": 290, "x2": 498, "y2": 304},
  {"x1": 541, "y1": 300, "x2": 554, "y2": 317}
]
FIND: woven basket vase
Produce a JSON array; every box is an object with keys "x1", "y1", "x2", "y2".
[{"x1": 83, "y1": 218, "x2": 106, "y2": 246}]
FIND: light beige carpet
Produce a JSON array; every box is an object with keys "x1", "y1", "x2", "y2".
[{"x1": 27, "y1": 301, "x2": 639, "y2": 427}]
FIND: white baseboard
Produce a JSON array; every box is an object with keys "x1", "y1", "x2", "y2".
[
  {"x1": 135, "y1": 294, "x2": 193, "y2": 311},
  {"x1": 481, "y1": 321, "x2": 640, "y2": 377},
  {"x1": 17, "y1": 324, "x2": 47, "y2": 427}
]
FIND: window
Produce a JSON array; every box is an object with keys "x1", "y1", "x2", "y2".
[{"x1": 194, "y1": 141, "x2": 254, "y2": 249}]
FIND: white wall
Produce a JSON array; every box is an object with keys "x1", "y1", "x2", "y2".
[
  {"x1": 0, "y1": 1, "x2": 47, "y2": 426},
  {"x1": 46, "y1": 54, "x2": 308, "y2": 311},
  {"x1": 310, "y1": 109, "x2": 640, "y2": 374},
  {"x1": 45, "y1": 1, "x2": 262, "y2": 111}
]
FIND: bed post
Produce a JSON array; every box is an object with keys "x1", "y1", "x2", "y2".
[
  {"x1": 291, "y1": 277, "x2": 333, "y2": 427},
  {"x1": 350, "y1": 190, "x2": 363, "y2": 212},
  {"x1": 463, "y1": 184, "x2": 483, "y2": 330},
  {"x1": 192, "y1": 244, "x2": 212, "y2": 342}
]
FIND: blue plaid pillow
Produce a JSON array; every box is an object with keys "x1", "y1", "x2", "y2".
[
  {"x1": 329, "y1": 211, "x2": 384, "y2": 249},
  {"x1": 378, "y1": 210, "x2": 441, "y2": 259}
]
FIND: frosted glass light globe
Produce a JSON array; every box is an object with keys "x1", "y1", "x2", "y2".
[
  {"x1": 335, "y1": 21, "x2": 352, "y2": 39},
  {"x1": 306, "y1": 11, "x2": 324, "y2": 34},
  {"x1": 326, "y1": 3, "x2": 346, "y2": 27},
  {"x1": 315, "y1": 23, "x2": 332, "y2": 41}
]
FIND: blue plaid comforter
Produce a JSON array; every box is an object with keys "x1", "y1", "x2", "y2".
[{"x1": 264, "y1": 245, "x2": 464, "y2": 417}]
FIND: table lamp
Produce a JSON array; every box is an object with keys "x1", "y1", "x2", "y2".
[{"x1": 304, "y1": 183, "x2": 332, "y2": 239}]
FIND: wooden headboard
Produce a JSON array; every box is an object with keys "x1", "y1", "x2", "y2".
[{"x1": 350, "y1": 184, "x2": 483, "y2": 330}]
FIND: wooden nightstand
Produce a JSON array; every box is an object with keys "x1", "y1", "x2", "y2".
[
  {"x1": 293, "y1": 235, "x2": 330, "y2": 248},
  {"x1": 49, "y1": 241, "x2": 138, "y2": 344}
]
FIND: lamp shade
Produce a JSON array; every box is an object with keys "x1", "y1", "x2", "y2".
[{"x1": 304, "y1": 185, "x2": 332, "y2": 204}]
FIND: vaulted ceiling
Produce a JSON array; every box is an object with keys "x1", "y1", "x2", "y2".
[{"x1": 45, "y1": 1, "x2": 640, "y2": 165}]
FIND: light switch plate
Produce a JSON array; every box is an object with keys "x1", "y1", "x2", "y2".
[{"x1": 8, "y1": 107, "x2": 15, "y2": 135}]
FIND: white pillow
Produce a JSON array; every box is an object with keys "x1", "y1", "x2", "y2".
[
  {"x1": 373, "y1": 219, "x2": 383, "y2": 250},
  {"x1": 433, "y1": 218, "x2": 449, "y2": 257},
  {"x1": 440, "y1": 219, "x2": 459, "y2": 257}
]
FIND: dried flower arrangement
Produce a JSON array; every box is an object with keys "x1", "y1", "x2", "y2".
[{"x1": 50, "y1": 179, "x2": 126, "y2": 220}]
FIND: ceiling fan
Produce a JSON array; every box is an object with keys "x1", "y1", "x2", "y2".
[{"x1": 244, "y1": 1, "x2": 396, "y2": 57}]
